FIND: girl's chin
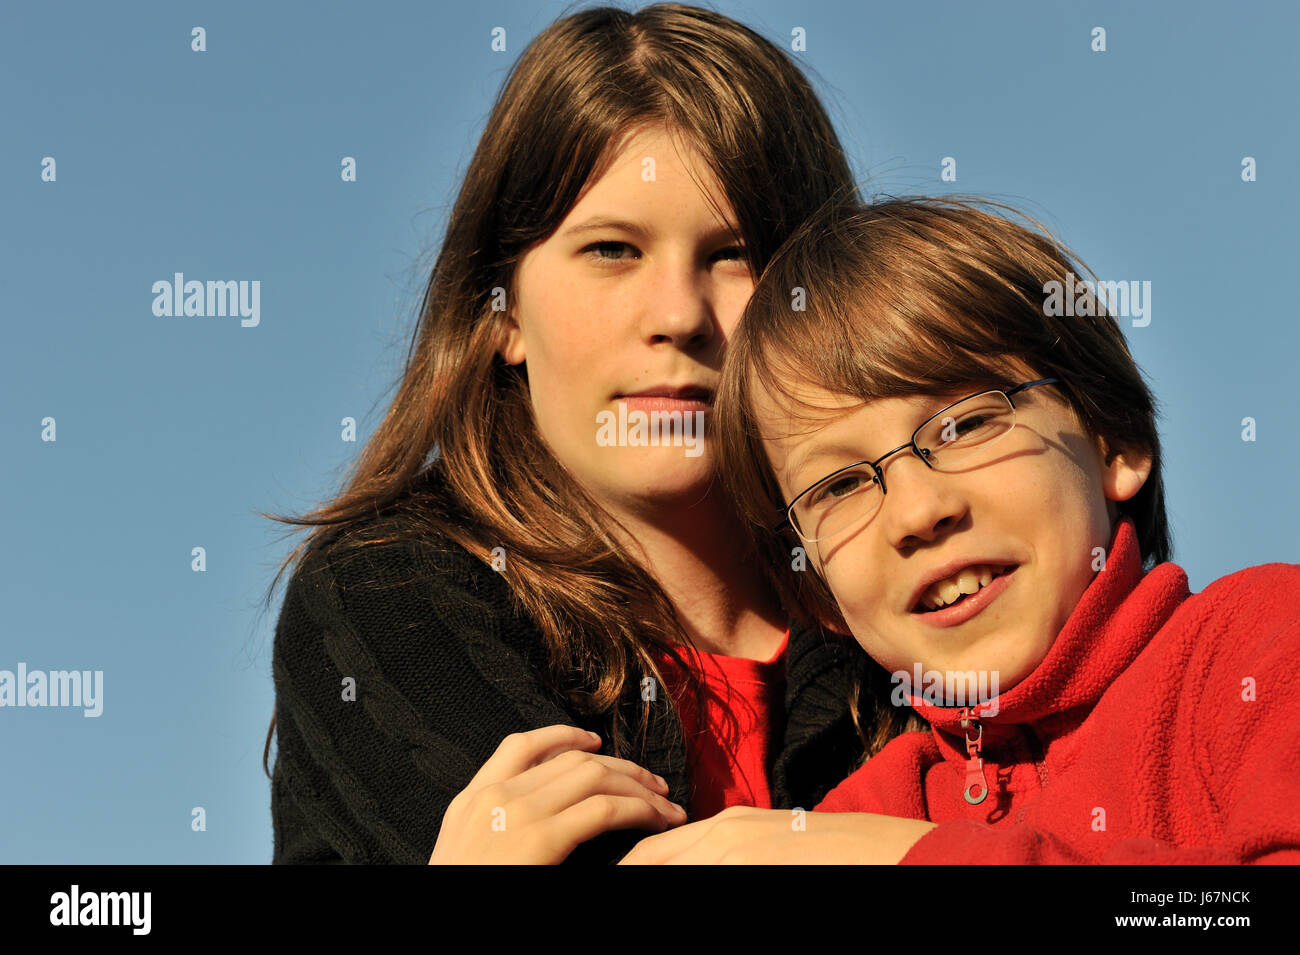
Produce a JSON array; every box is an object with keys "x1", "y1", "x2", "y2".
[
  {"x1": 633, "y1": 471, "x2": 717, "y2": 502},
  {"x1": 587, "y1": 459, "x2": 718, "y2": 502}
]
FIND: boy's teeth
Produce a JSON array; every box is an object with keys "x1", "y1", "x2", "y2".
[{"x1": 924, "y1": 565, "x2": 998, "y2": 610}]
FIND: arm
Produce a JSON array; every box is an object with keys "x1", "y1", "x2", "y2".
[
  {"x1": 270, "y1": 528, "x2": 672, "y2": 864},
  {"x1": 618, "y1": 805, "x2": 937, "y2": 864}
]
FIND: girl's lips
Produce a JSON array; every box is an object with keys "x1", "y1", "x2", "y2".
[
  {"x1": 911, "y1": 565, "x2": 1017, "y2": 628},
  {"x1": 617, "y1": 395, "x2": 712, "y2": 413}
]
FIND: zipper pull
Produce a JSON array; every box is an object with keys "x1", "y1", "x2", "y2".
[{"x1": 960, "y1": 707, "x2": 989, "y2": 805}]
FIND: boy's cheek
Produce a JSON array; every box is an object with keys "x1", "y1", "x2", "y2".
[
  {"x1": 821, "y1": 574, "x2": 881, "y2": 639},
  {"x1": 838, "y1": 615, "x2": 901, "y2": 674},
  {"x1": 820, "y1": 556, "x2": 875, "y2": 607}
]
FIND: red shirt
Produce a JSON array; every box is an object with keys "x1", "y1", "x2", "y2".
[
  {"x1": 815, "y1": 516, "x2": 1300, "y2": 863},
  {"x1": 653, "y1": 629, "x2": 789, "y2": 821}
]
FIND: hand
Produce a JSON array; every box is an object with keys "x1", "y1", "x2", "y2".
[
  {"x1": 428, "y1": 723, "x2": 688, "y2": 864},
  {"x1": 617, "y1": 805, "x2": 939, "y2": 864}
]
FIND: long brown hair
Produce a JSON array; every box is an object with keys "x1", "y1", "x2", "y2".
[
  {"x1": 715, "y1": 195, "x2": 1170, "y2": 748},
  {"x1": 259, "y1": 3, "x2": 873, "y2": 778}
]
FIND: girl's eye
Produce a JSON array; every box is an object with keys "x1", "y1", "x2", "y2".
[
  {"x1": 581, "y1": 242, "x2": 749, "y2": 267},
  {"x1": 584, "y1": 241, "x2": 638, "y2": 266}
]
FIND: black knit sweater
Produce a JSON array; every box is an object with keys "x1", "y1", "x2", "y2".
[{"x1": 269, "y1": 510, "x2": 870, "y2": 864}]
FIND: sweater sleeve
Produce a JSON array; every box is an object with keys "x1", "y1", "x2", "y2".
[
  {"x1": 900, "y1": 566, "x2": 1300, "y2": 865},
  {"x1": 270, "y1": 528, "x2": 643, "y2": 864}
]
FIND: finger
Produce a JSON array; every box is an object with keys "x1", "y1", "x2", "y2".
[
  {"x1": 518, "y1": 755, "x2": 685, "y2": 827},
  {"x1": 544, "y1": 794, "x2": 683, "y2": 861},
  {"x1": 503, "y1": 747, "x2": 671, "y2": 803},
  {"x1": 463, "y1": 724, "x2": 602, "y2": 790},
  {"x1": 467, "y1": 749, "x2": 672, "y2": 833}
]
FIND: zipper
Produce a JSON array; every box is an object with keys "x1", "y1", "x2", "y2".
[{"x1": 959, "y1": 707, "x2": 990, "y2": 805}]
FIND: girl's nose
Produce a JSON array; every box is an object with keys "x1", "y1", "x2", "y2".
[{"x1": 641, "y1": 262, "x2": 718, "y2": 348}]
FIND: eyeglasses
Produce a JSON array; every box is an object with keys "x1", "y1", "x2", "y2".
[{"x1": 776, "y1": 378, "x2": 1061, "y2": 544}]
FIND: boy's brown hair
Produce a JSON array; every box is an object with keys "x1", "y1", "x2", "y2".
[{"x1": 714, "y1": 195, "x2": 1170, "y2": 755}]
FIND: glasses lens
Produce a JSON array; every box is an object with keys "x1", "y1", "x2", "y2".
[
  {"x1": 915, "y1": 392, "x2": 1015, "y2": 468},
  {"x1": 791, "y1": 465, "x2": 882, "y2": 542}
]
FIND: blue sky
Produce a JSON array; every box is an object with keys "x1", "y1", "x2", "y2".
[{"x1": 2, "y1": 0, "x2": 1296, "y2": 862}]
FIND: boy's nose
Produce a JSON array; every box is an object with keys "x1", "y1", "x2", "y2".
[{"x1": 879, "y1": 454, "x2": 968, "y2": 550}]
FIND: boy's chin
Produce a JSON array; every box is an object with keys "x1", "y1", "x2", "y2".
[{"x1": 882, "y1": 636, "x2": 1051, "y2": 704}]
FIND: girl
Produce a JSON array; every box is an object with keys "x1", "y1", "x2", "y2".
[
  {"x1": 620, "y1": 195, "x2": 1300, "y2": 863},
  {"x1": 261, "y1": 4, "x2": 913, "y2": 865}
]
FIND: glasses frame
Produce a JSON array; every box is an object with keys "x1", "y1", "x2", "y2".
[{"x1": 775, "y1": 378, "x2": 1061, "y2": 543}]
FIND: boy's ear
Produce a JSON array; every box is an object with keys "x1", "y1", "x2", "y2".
[
  {"x1": 1098, "y1": 438, "x2": 1152, "y2": 504},
  {"x1": 498, "y1": 312, "x2": 526, "y2": 365}
]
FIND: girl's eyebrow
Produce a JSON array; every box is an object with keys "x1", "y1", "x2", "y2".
[
  {"x1": 560, "y1": 216, "x2": 742, "y2": 242},
  {"x1": 562, "y1": 217, "x2": 654, "y2": 239}
]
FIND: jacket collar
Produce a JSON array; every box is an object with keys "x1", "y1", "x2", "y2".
[{"x1": 905, "y1": 517, "x2": 1191, "y2": 756}]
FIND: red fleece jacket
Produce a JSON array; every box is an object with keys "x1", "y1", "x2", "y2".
[{"x1": 814, "y1": 517, "x2": 1300, "y2": 863}]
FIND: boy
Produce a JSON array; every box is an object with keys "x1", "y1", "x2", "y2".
[{"x1": 620, "y1": 197, "x2": 1300, "y2": 864}]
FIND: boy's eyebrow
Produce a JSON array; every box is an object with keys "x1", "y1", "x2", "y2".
[
  {"x1": 784, "y1": 388, "x2": 994, "y2": 489},
  {"x1": 787, "y1": 439, "x2": 872, "y2": 489}
]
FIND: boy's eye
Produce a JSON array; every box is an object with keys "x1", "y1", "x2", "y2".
[
  {"x1": 951, "y1": 413, "x2": 993, "y2": 439},
  {"x1": 807, "y1": 468, "x2": 878, "y2": 508}
]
